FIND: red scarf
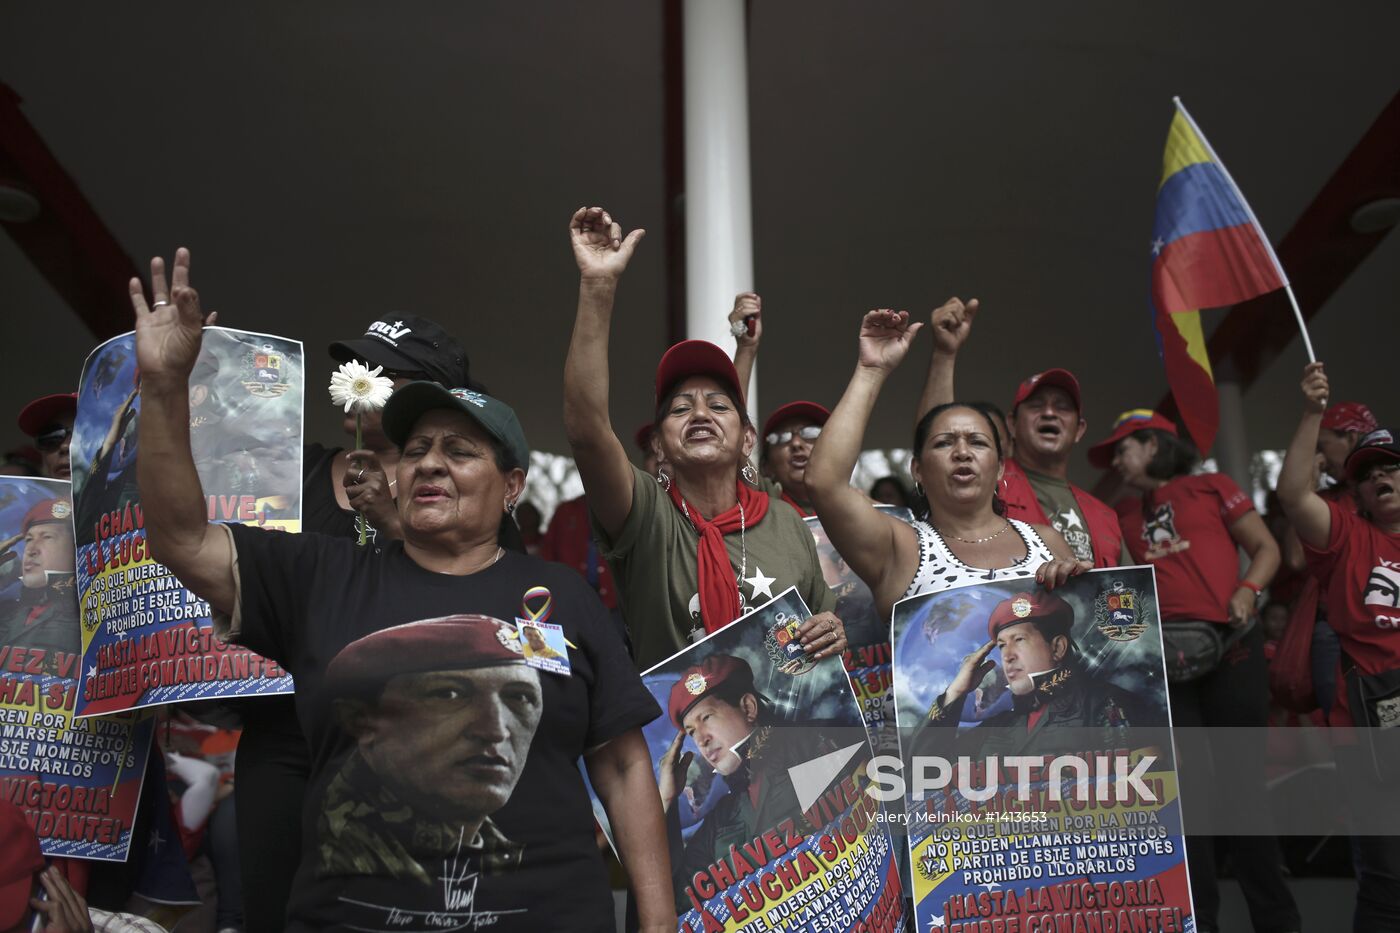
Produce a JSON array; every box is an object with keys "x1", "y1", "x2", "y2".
[
  {"x1": 666, "y1": 480, "x2": 770, "y2": 632},
  {"x1": 779, "y1": 491, "x2": 813, "y2": 517}
]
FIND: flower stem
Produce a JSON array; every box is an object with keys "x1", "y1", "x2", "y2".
[{"x1": 355, "y1": 412, "x2": 366, "y2": 546}]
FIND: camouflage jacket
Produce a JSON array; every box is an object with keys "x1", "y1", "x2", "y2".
[{"x1": 316, "y1": 751, "x2": 524, "y2": 885}]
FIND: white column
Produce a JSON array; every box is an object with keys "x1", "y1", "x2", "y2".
[
  {"x1": 1214, "y1": 375, "x2": 1255, "y2": 578},
  {"x1": 683, "y1": 0, "x2": 756, "y2": 418},
  {"x1": 1214, "y1": 376, "x2": 1252, "y2": 494}
]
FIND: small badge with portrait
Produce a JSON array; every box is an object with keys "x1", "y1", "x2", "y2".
[{"x1": 516, "y1": 620, "x2": 571, "y2": 676}]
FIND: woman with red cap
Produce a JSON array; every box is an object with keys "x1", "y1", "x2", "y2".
[
  {"x1": 1091, "y1": 408, "x2": 1298, "y2": 933},
  {"x1": 562, "y1": 207, "x2": 845, "y2": 669},
  {"x1": 803, "y1": 309, "x2": 1085, "y2": 623},
  {"x1": 1278, "y1": 362, "x2": 1400, "y2": 932},
  {"x1": 759, "y1": 401, "x2": 830, "y2": 517}
]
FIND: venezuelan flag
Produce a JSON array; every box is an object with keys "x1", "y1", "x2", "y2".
[{"x1": 1149, "y1": 98, "x2": 1287, "y2": 454}]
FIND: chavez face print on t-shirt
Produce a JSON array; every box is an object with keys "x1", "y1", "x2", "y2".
[{"x1": 314, "y1": 614, "x2": 540, "y2": 913}]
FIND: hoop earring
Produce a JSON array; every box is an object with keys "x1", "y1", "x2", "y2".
[
  {"x1": 655, "y1": 469, "x2": 672, "y2": 493},
  {"x1": 740, "y1": 463, "x2": 758, "y2": 486},
  {"x1": 914, "y1": 482, "x2": 924, "y2": 498}
]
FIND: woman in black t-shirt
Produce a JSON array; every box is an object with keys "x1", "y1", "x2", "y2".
[
  {"x1": 238, "y1": 314, "x2": 475, "y2": 931},
  {"x1": 130, "y1": 249, "x2": 676, "y2": 933}
]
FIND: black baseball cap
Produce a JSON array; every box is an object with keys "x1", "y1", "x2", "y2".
[
  {"x1": 1345, "y1": 428, "x2": 1400, "y2": 482},
  {"x1": 382, "y1": 383, "x2": 530, "y2": 476},
  {"x1": 329, "y1": 314, "x2": 470, "y2": 389}
]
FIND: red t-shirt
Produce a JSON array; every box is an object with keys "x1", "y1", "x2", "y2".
[
  {"x1": 1303, "y1": 500, "x2": 1400, "y2": 726},
  {"x1": 1117, "y1": 473, "x2": 1254, "y2": 623},
  {"x1": 539, "y1": 496, "x2": 618, "y2": 609}
]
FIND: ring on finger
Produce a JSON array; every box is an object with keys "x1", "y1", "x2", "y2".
[
  {"x1": 356, "y1": 468, "x2": 365, "y2": 482},
  {"x1": 152, "y1": 300, "x2": 170, "y2": 308}
]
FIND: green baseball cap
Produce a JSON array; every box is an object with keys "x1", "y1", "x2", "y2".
[{"x1": 382, "y1": 382, "x2": 530, "y2": 475}]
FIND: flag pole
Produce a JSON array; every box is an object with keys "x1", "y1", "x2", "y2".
[
  {"x1": 1283, "y1": 284, "x2": 1317, "y2": 363},
  {"x1": 1173, "y1": 96, "x2": 1319, "y2": 364}
]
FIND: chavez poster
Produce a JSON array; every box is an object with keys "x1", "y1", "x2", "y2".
[
  {"x1": 603, "y1": 586, "x2": 907, "y2": 933},
  {"x1": 0, "y1": 476, "x2": 155, "y2": 860},
  {"x1": 72, "y1": 327, "x2": 303, "y2": 716},
  {"x1": 891, "y1": 567, "x2": 1193, "y2": 933},
  {"x1": 805, "y1": 505, "x2": 912, "y2": 756}
]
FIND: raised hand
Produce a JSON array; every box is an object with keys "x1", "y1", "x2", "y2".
[
  {"x1": 728, "y1": 292, "x2": 762, "y2": 349},
  {"x1": 130, "y1": 249, "x2": 216, "y2": 384},
  {"x1": 1301, "y1": 361, "x2": 1329, "y2": 413},
  {"x1": 570, "y1": 206, "x2": 646, "y2": 281},
  {"x1": 656, "y1": 730, "x2": 694, "y2": 810},
  {"x1": 930, "y1": 296, "x2": 979, "y2": 355},
  {"x1": 942, "y1": 640, "x2": 996, "y2": 708},
  {"x1": 857, "y1": 309, "x2": 922, "y2": 374}
]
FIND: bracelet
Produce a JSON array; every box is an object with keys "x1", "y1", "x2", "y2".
[{"x1": 1237, "y1": 580, "x2": 1264, "y2": 595}]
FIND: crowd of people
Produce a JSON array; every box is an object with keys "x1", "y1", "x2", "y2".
[{"x1": 0, "y1": 205, "x2": 1395, "y2": 933}]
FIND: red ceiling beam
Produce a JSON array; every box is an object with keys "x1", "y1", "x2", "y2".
[{"x1": 0, "y1": 82, "x2": 137, "y2": 339}]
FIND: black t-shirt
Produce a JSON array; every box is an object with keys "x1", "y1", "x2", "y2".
[
  {"x1": 302, "y1": 442, "x2": 360, "y2": 541},
  {"x1": 224, "y1": 523, "x2": 660, "y2": 932}
]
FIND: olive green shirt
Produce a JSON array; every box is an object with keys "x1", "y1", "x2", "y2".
[
  {"x1": 1022, "y1": 467, "x2": 1094, "y2": 563},
  {"x1": 594, "y1": 466, "x2": 836, "y2": 668}
]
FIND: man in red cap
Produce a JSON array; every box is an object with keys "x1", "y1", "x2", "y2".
[
  {"x1": 17, "y1": 394, "x2": 77, "y2": 481},
  {"x1": 315, "y1": 615, "x2": 538, "y2": 884},
  {"x1": 656, "y1": 653, "x2": 837, "y2": 913},
  {"x1": 918, "y1": 590, "x2": 1157, "y2": 758},
  {"x1": 916, "y1": 299, "x2": 1122, "y2": 567},
  {"x1": 1317, "y1": 401, "x2": 1379, "y2": 487},
  {"x1": 0, "y1": 497, "x2": 79, "y2": 666}
]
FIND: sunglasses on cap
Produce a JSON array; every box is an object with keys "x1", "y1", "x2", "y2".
[
  {"x1": 35, "y1": 425, "x2": 72, "y2": 453},
  {"x1": 765, "y1": 425, "x2": 822, "y2": 447}
]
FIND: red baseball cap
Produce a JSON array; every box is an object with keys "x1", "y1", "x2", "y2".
[
  {"x1": 22, "y1": 498, "x2": 72, "y2": 536},
  {"x1": 1011, "y1": 369, "x2": 1082, "y2": 414},
  {"x1": 654, "y1": 341, "x2": 744, "y2": 408},
  {"x1": 1321, "y1": 402, "x2": 1378, "y2": 435},
  {"x1": 668, "y1": 653, "x2": 755, "y2": 728},
  {"x1": 987, "y1": 590, "x2": 1074, "y2": 641},
  {"x1": 17, "y1": 394, "x2": 77, "y2": 438},
  {"x1": 325, "y1": 614, "x2": 528, "y2": 697},
  {"x1": 762, "y1": 402, "x2": 830, "y2": 440},
  {"x1": 1087, "y1": 409, "x2": 1179, "y2": 469},
  {"x1": 0, "y1": 802, "x2": 44, "y2": 928},
  {"x1": 1344, "y1": 429, "x2": 1400, "y2": 483}
]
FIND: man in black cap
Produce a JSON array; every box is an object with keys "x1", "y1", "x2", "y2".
[
  {"x1": 918, "y1": 590, "x2": 1159, "y2": 759},
  {"x1": 0, "y1": 497, "x2": 79, "y2": 670},
  {"x1": 305, "y1": 313, "x2": 475, "y2": 543},
  {"x1": 316, "y1": 615, "x2": 538, "y2": 884}
]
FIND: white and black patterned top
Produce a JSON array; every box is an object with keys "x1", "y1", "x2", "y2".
[{"x1": 903, "y1": 518, "x2": 1057, "y2": 598}]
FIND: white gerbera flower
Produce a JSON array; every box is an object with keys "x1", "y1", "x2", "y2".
[{"x1": 328, "y1": 361, "x2": 394, "y2": 414}]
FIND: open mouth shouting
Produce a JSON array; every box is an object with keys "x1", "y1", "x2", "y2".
[{"x1": 685, "y1": 423, "x2": 720, "y2": 444}]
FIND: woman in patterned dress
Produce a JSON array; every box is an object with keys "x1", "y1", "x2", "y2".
[{"x1": 805, "y1": 308, "x2": 1085, "y2": 621}]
